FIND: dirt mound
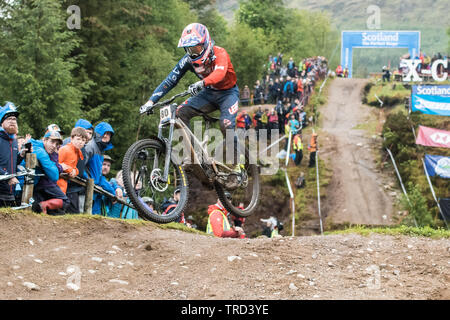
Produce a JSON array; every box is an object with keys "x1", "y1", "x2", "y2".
[{"x1": 1, "y1": 212, "x2": 448, "y2": 300}]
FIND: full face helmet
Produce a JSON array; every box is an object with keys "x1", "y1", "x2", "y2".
[{"x1": 178, "y1": 23, "x2": 214, "y2": 67}]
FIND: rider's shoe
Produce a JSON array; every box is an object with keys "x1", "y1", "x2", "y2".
[{"x1": 223, "y1": 164, "x2": 243, "y2": 190}]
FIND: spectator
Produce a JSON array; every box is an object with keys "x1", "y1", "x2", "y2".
[
  {"x1": 296, "y1": 76, "x2": 304, "y2": 101},
  {"x1": 185, "y1": 215, "x2": 198, "y2": 229},
  {"x1": 254, "y1": 106, "x2": 264, "y2": 136},
  {"x1": 260, "y1": 108, "x2": 269, "y2": 130},
  {"x1": 283, "y1": 76, "x2": 294, "y2": 101},
  {"x1": 161, "y1": 188, "x2": 185, "y2": 224},
  {"x1": 276, "y1": 52, "x2": 283, "y2": 66},
  {"x1": 236, "y1": 111, "x2": 246, "y2": 131},
  {"x1": 292, "y1": 133, "x2": 303, "y2": 166},
  {"x1": 241, "y1": 85, "x2": 250, "y2": 106},
  {"x1": 280, "y1": 65, "x2": 288, "y2": 78},
  {"x1": 253, "y1": 80, "x2": 264, "y2": 105},
  {"x1": 336, "y1": 65, "x2": 343, "y2": 77},
  {"x1": 275, "y1": 100, "x2": 286, "y2": 135},
  {"x1": 0, "y1": 102, "x2": 22, "y2": 207},
  {"x1": 84, "y1": 122, "x2": 117, "y2": 215},
  {"x1": 108, "y1": 170, "x2": 139, "y2": 219},
  {"x1": 343, "y1": 67, "x2": 349, "y2": 78},
  {"x1": 64, "y1": 119, "x2": 94, "y2": 213},
  {"x1": 268, "y1": 109, "x2": 279, "y2": 138},
  {"x1": 99, "y1": 155, "x2": 132, "y2": 218},
  {"x1": 57, "y1": 127, "x2": 88, "y2": 202},
  {"x1": 287, "y1": 57, "x2": 295, "y2": 77},
  {"x1": 45, "y1": 123, "x2": 65, "y2": 136},
  {"x1": 267, "y1": 78, "x2": 275, "y2": 103},
  {"x1": 260, "y1": 216, "x2": 282, "y2": 238},
  {"x1": 206, "y1": 193, "x2": 244, "y2": 238},
  {"x1": 308, "y1": 132, "x2": 318, "y2": 168},
  {"x1": 243, "y1": 111, "x2": 252, "y2": 130},
  {"x1": 287, "y1": 114, "x2": 301, "y2": 135},
  {"x1": 31, "y1": 131, "x2": 69, "y2": 215},
  {"x1": 382, "y1": 66, "x2": 391, "y2": 82}
]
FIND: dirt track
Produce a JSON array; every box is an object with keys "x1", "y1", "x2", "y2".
[
  {"x1": 2, "y1": 78, "x2": 449, "y2": 301},
  {"x1": 1, "y1": 212, "x2": 449, "y2": 300},
  {"x1": 320, "y1": 78, "x2": 395, "y2": 225}
]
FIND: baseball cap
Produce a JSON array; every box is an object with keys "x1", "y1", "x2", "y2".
[
  {"x1": 103, "y1": 155, "x2": 114, "y2": 163},
  {"x1": 44, "y1": 130, "x2": 63, "y2": 144}
]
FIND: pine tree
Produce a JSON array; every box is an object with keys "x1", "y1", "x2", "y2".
[{"x1": 0, "y1": 0, "x2": 84, "y2": 137}]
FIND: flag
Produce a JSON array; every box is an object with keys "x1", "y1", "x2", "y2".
[
  {"x1": 424, "y1": 155, "x2": 450, "y2": 178},
  {"x1": 416, "y1": 125, "x2": 450, "y2": 148},
  {"x1": 411, "y1": 85, "x2": 450, "y2": 116}
]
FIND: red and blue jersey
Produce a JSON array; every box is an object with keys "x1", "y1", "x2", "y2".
[{"x1": 149, "y1": 46, "x2": 237, "y2": 103}]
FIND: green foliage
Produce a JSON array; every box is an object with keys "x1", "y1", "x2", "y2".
[
  {"x1": 400, "y1": 183, "x2": 434, "y2": 227},
  {"x1": 0, "y1": 0, "x2": 85, "y2": 137},
  {"x1": 380, "y1": 82, "x2": 449, "y2": 228},
  {"x1": 224, "y1": 22, "x2": 274, "y2": 88},
  {"x1": 237, "y1": 0, "x2": 287, "y2": 35},
  {"x1": 326, "y1": 224, "x2": 450, "y2": 238}
]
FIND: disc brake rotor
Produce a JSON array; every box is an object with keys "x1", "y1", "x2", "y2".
[{"x1": 150, "y1": 168, "x2": 168, "y2": 192}]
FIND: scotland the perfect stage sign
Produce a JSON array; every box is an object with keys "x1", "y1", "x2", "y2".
[
  {"x1": 341, "y1": 30, "x2": 420, "y2": 78},
  {"x1": 411, "y1": 85, "x2": 450, "y2": 116}
]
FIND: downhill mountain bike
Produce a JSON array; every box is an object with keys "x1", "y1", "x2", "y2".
[{"x1": 122, "y1": 90, "x2": 260, "y2": 223}]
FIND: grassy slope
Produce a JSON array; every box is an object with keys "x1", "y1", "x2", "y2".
[{"x1": 216, "y1": 0, "x2": 449, "y2": 73}]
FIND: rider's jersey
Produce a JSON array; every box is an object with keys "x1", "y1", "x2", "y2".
[{"x1": 149, "y1": 46, "x2": 237, "y2": 104}]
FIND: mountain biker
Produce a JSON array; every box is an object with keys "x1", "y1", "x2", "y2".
[{"x1": 141, "y1": 23, "x2": 242, "y2": 176}]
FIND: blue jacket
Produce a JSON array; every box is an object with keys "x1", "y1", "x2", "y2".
[
  {"x1": 0, "y1": 129, "x2": 19, "y2": 200},
  {"x1": 31, "y1": 139, "x2": 62, "y2": 188},
  {"x1": 84, "y1": 122, "x2": 115, "y2": 214},
  {"x1": 283, "y1": 81, "x2": 294, "y2": 94}
]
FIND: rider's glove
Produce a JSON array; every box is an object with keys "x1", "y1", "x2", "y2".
[
  {"x1": 188, "y1": 80, "x2": 205, "y2": 96},
  {"x1": 140, "y1": 100, "x2": 154, "y2": 114}
]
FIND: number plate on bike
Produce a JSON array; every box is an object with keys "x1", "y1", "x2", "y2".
[{"x1": 160, "y1": 106, "x2": 171, "y2": 123}]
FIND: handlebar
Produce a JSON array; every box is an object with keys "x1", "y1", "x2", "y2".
[{"x1": 140, "y1": 90, "x2": 190, "y2": 115}]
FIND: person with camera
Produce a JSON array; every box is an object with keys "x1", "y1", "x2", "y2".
[{"x1": 206, "y1": 192, "x2": 244, "y2": 238}]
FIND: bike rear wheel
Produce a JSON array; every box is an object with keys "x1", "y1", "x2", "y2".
[
  {"x1": 122, "y1": 139, "x2": 189, "y2": 223},
  {"x1": 214, "y1": 147, "x2": 260, "y2": 218}
]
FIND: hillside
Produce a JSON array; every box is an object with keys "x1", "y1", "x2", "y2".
[
  {"x1": 215, "y1": 0, "x2": 449, "y2": 74},
  {"x1": 1, "y1": 211, "x2": 449, "y2": 300}
]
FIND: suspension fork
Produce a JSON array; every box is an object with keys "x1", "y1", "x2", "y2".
[{"x1": 157, "y1": 106, "x2": 177, "y2": 183}]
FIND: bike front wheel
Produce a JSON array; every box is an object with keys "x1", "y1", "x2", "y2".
[{"x1": 122, "y1": 139, "x2": 189, "y2": 223}]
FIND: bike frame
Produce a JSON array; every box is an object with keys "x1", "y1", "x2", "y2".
[{"x1": 156, "y1": 103, "x2": 234, "y2": 184}]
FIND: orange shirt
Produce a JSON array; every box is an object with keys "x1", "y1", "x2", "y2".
[{"x1": 57, "y1": 143, "x2": 83, "y2": 194}]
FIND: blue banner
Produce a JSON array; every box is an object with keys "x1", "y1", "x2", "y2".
[
  {"x1": 424, "y1": 155, "x2": 450, "y2": 178},
  {"x1": 341, "y1": 30, "x2": 420, "y2": 78},
  {"x1": 411, "y1": 85, "x2": 450, "y2": 116}
]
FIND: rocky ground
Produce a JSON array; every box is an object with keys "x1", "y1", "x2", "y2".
[{"x1": 1, "y1": 212, "x2": 449, "y2": 300}]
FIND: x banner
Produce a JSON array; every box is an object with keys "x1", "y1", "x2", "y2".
[{"x1": 416, "y1": 125, "x2": 450, "y2": 148}]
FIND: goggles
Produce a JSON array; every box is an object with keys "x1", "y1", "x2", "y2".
[{"x1": 186, "y1": 44, "x2": 204, "y2": 58}]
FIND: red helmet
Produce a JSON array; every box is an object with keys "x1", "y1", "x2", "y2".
[{"x1": 178, "y1": 23, "x2": 214, "y2": 67}]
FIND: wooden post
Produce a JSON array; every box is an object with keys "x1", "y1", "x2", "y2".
[
  {"x1": 84, "y1": 178, "x2": 94, "y2": 215},
  {"x1": 21, "y1": 153, "x2": 37, "y2": 206}
]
